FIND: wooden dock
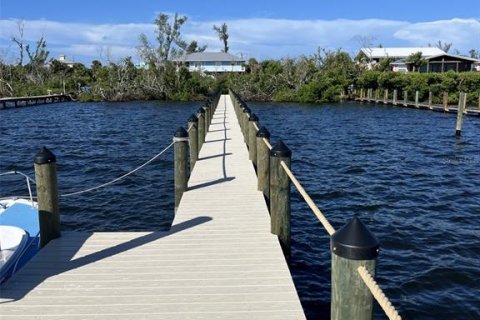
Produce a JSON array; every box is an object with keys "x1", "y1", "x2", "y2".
[
  {"x1": 354, "y1": 96, "x2": 480, "y2": 117},
  {"x1": 0, "y1": 95, "x2": 306, "y2": 319},
  {"x1": 0, "y1": 94, "x2": 71, "y2": 109}
]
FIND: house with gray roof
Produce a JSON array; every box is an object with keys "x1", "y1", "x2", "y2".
[
  {"x1": 358, "y1": 47, "x2": 480, "y2": 72},
  {"x1": 175, "y1": 52, "x2": 245, "y2": 73}
]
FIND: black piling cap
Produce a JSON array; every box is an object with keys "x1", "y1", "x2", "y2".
[
  {"x1": 188, "y1": 114, "x2": 198, "y2": 123},
  {"x1": 270, "y1": 140, "x2": 292, "y2": 158},
  {"x1": 249, "y1": 113, "x2": 259, "y2": 122},
  {"x1": 198, "y1": 107, "x2": 206, "y2": 114},
  {"x1": 331, "y1": 216, "x2": 380, "y2": 260},
  {"x1": 256, "y1": 126, "x2": 271, "y2": 138},
  {"x1": 174, "y1": 127, "x2": 189, "y2": 138},
  {"x1": 34, "y1": 146, "x2": 56, "y2": 164}
]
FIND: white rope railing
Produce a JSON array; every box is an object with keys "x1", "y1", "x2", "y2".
[
  {"x1": 60, "y1": 142, "x2": 174, "y2": 197},
  {"x1": 258, "y1": 137, "x2": 336, "y2": 235},
  {"x1": 262, "y1": 138, "x2": 272, "y2": 150},
  {"x1": 357, "y1": 266, "x2": 402, "y2": 320},
  {"x1": 280, "y1": 161, "x2": 336, "y2": 235}
]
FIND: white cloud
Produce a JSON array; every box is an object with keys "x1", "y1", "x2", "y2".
[
  {"x1": 0, "y1": 17, "x2": 477, "y2": 64},
  {"x1": 394, "y1": 18, "x2": 480, "y2": 49}
]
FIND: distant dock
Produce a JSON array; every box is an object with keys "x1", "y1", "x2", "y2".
[
  {"x1": 0, "y1": 94, "x2": 72, "y2": 109},
  {"x1": 354, "y1": 88, "x2": 480, "y2": 117}
]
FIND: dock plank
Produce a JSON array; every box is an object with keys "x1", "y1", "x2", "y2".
[{"x1": 0, "y1": 95, "x2": 306, "y2": 319}]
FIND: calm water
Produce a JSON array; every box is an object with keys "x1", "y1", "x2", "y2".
[{"x1": 1, "y1": 100, "x2": 479, "y2": 319}]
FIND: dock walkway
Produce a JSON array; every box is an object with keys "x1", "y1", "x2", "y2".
[{"x1": 0, "y1": 95, "x2": 305, "y2": 319}]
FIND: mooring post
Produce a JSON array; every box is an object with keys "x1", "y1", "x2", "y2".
[
  {"x1": 270, "y1": 141, "x2": 292, "y2": 258},
  {"x1": 393, "y1": 89, "x2": 397, "y2": 105},
  {"x1": 204, "y1": 104, "x2": 210, "y2": 131},
  {"x1": 256, "y1": 127, "x2": 271, "y2": 198},
  {"x1": 478, "y1": 93, "x2": 480, "y2": 110},
  {"x1": 197, "y1": 107, "x2": 206, "y2": 150},
  {"x1": 428, "y1": 91, "x2": 433, "y2": 109},
  {"x1": 188, "y1": 114, "x2": 198, "y2": 169},
  {"x1": 443, "y1": 92, "x2": 449, "y2": 111},
  {"x1": 243, "y1": 107, "x2": 250, "y2": 145},
  {"x1": 456, "y1": 93, "x2": 466, "y2": 137},
  {"x1": 415, "y1": 91, "x2": 420, "y2": 108},
  {"x1": 174, "y1": 127, "x2": 189, "y2": 214},
  {"x1": 403, "y1": 90, "x2": 408, "y2": 106},
  {"x1": 463, "y1": 93, "x2": 468, "y2": 115},
  {"x1": 383, "y1": 89, "x2": 388, "y2": 104},
  {"x1": 34, "y1": 147, "x2": 60, "y2": 248},
  {"x1": 248, "y1": 113, "x2": 259, "y2": 165},
  {"x1": 203, "y1": 106, "x2": 209, "y2": 134},
  {"x1": 331, "y1": 217, "x2": 379, "y2": 320}
]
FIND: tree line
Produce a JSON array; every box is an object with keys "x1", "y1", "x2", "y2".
[{"x1": 0, "y1": 13, "x2": 479, "y2": 104}]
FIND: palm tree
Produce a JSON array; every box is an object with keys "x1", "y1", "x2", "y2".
[{"x1": 213, "y1": 23, "x2": 229, "y2": 53}]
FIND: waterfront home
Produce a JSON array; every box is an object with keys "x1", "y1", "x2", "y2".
[
  {"x1": 54, "y1": 54, "x2": 79, "y2": 68},
  {"x1": 358, "y1": 47, "x2": 479, "y2": 72},
  {"x1": 175, "y1": 52, "x2": 245, "y2": 73}
]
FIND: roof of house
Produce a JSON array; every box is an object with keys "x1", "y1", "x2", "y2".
[
  {"x1": 424, "y1": 53, "x2": 480, "y2": 62},
  {"x1": 176, "y1": 52, "x2": 244, "y2": 62},
  {"x1": 360, "y1": 47, "x2": 446, "y2": 59}
]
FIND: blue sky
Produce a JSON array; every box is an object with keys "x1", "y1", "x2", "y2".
[{"x1": 1, "y1": 0, "x2": 479, "y2": 64}]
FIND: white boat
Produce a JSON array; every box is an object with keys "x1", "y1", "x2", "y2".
[{"x1": 0, "y1": 172, "x2": 40, "y2": 284}]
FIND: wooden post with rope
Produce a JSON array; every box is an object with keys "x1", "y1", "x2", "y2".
[
  {"x1": 174, "y1": 127, "x2": 189, "y2": 214},
  {"x1": 256, "y1": 127, "x2": 271, "y2": 199},
  {"x1": 331, "y1": 217, "x2": 379, "y2": 320},
  {"x1": 34, "y1": 147, "x2": 61, "y2": 248},
  {"x1": 188, "y1": 114, "x2": 198, "y2": 169},
  {"x1": 248, "y1": 114, "x2": 259, "y2": 166},
  {"x1": 270, "y1": 141, "x2": 292, "y2": 258}
]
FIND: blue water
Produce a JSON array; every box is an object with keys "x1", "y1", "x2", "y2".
[{"x1": 1, "y1": 101, "x2": 479, "y2": 319}]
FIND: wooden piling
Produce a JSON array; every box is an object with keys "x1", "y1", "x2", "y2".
[
  {"x1": 383, "y1": 89, "x2": 388, "y2": 104},
  {"x1": 174, "y1": 127, "x2": 189, "y2": 214},
  {"x1": 428, "y1": 91, "x2": 433, "y2": 109},
  {"x1": 256, "y1": 127, "x2": 271, "y2": 199},
  {"x1": 248, "y1": 114, "x2": 259, "y2": 165},
  {"x1": 403, "y1": 90, "x2": 408, "y2": 106},
  {"x1": 331, "y1": 217, "x2": 379, "y2": 320},
  {"x1": 456, "y1": 92, "x2": 466, "y2": 136},
  {"x1": 270, "y1": 141, "x2": 291, "y2": 258},
  {"x1": 203, "y1": 106, "x2": 209, "y2": 135},
  {"x1": 188, "y1": 114, "x2": 198, "y2": 169},
  {"x1": 34, "y1": 147, "x2": 60, "y2": 248},
  {"x1": 243, "y1": 108, "x2": 250, "y2": 144},
  {"x1": 443, "y1": 92, "x2": 449, "y2": 111},
  {"x1": 415, "y1": 91, "x2": 419, "y2": 108},
  {"x1": 197, "y1": 108, "x2": 206, "y2": 150},
  {"x1": 393, "y1": 89, "x2": 397, "y2": 105}
]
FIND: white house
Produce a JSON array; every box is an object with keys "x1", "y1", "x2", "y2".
[
  {"x1": 358, "y1": 47, "x2": 446, "y2": 70},
  {"x1": 55, "y1": 54, "x2": 79, "y2": 68},
  {"x1": 175, "y1": 52, "x2": 245, "y2": 73}
]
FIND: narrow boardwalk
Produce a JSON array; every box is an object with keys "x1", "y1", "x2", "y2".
[{"x1": 0, "y1": 95, "x2": 305, "y2": 319}]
